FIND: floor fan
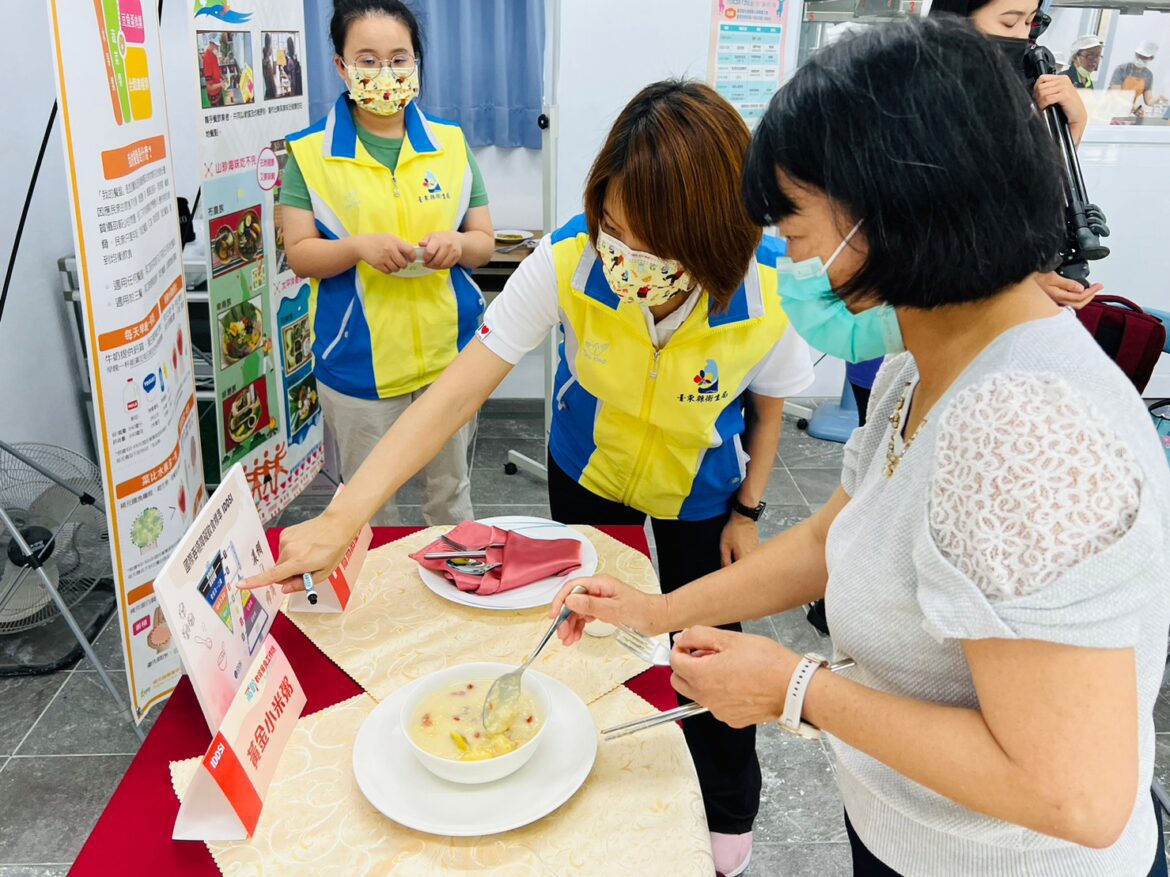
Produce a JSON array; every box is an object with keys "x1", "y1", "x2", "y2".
[{"x1": 0, "y1": 440, "x2": 140, "y2": 736}]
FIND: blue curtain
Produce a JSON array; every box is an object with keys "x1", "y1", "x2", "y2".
[{"x1": 302, "y1": 0, "x2": 545, "y2": 150}]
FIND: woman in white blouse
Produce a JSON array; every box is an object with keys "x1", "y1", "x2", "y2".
[{"x1": 552, "y1": 17, "x2": 1170, "y2": 877}]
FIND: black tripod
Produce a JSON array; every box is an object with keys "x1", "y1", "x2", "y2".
[{"x1": 1025, "y1": 16, "x2": 1110, "y2": 286}]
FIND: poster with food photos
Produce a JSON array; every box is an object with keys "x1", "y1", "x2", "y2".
[{"x1": 189, "y1": 0, "x2": 323, "y2": 521}]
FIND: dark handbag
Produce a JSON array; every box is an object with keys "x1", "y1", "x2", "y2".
[{"x1": 1074, "y1": 296, "x2": 1166, "y2": 394}]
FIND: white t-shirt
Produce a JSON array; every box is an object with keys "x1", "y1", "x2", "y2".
[{"x1": 478, "y1": 237, "x2": 815, "y2": 399}]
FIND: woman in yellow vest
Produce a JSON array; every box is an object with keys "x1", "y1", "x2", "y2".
[
  {"x1": 279, "y1": 0, "x2": 495, "y2": 525},
  {"x1": 251, "y1": 81, "x2": 813, "y2": 875}
]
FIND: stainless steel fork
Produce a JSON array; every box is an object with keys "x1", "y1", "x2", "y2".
[{"x1": 614, "y1": 624, "x2": 671, "y2": 666}]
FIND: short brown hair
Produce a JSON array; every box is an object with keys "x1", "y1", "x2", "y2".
[{"x1": 584, "y1": 80, "x2": 761, "y2": 309}]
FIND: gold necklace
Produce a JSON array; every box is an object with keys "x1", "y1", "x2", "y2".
[{"x1": 884, "y1": 381, "x2": 926, "y2": 479}]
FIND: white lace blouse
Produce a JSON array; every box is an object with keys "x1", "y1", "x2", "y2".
[{"x1": 822, "y1": 310, "x2": 1170, "y2": 877}]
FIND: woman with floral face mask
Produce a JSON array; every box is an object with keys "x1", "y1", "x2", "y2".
[
  {"x1": 247, "y1": 80, "x2": 815, "y2": 875},
  {"x1": 278, "y1": 0, "x2": 496, "y2": 526}
]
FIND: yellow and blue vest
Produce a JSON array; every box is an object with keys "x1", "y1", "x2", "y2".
[
  {"x1": 548, "y1": 215, "x2": 793, "y2": 521},
  {"x1": 288, "y1": 95, "x2": 484, "y2": 400}
]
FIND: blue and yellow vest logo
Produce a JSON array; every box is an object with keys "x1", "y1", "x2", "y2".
[
  {"x1": 419, "y1": 171, "x2": 450, "y2": 204},
  {"x1": 679, "y1": 359, "x2": 728, "y2": 403}
]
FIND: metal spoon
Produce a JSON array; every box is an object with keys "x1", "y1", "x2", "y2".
[{"x1": 482, "y1": 584, "x2": 586, "y2": 734}]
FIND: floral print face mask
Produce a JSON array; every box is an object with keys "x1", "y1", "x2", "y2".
[
  {"x1": 596, "y1": 230, "x2": 692, "y2": 307},
  {"x1": 346, "y1": 65, "x2": 419, "y2": 116}
]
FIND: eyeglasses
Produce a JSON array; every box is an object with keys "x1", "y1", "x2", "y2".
[{"x1": 345, "y1": 52, "x2": 416, "y2": 74}]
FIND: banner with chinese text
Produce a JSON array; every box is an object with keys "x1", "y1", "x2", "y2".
[
  {"x1": 47, "y1": 0, "x2": 206, "y2": 721},
  {"x1": 189, "y1": 0, "x2": 323, "y2": 520}
]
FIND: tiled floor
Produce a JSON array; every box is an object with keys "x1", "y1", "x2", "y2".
[{"x1": 0, "y1": 400, "x2": 1166, "y2": 875}]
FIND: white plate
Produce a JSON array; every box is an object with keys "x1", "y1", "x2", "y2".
[
  {"x1": 416, "y1": 516, "x2": 597, "y2": 611},
  {"x1": 352, "y1": 671, "x2": 597, "y2": 836},
  {"x1": 495, "y1": 228, "x2": 532, "y2": 243}
]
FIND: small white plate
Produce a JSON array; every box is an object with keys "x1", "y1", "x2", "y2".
[
  {"x1": 352, "y1": 671, "x2": 597, "y2": 836},
  {"x1": 416, "y1": 516, "x2": 597, "y2": 611},
  {"x1": 495, "y1": 228, "x2": 532, "y2": 243}
]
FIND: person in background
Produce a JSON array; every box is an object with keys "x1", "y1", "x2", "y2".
[
  {"x1": 285, "y1": 36, "x2": 303, "y2": 97},
  {"x1": 930, "y1": 0, "x2": 1102, "y2": 309},
  {"x1": 247, "y1": 79, "x2": 815, "y2": 877},
  {"x1": 1111, "y1": 41, "x2": 1161, "y2": 110},
  {"x1": 202, "y1": 35, "x2": 224, "y2": 108},
  {"x1": 262, "y1": 32, "x2": 277, "y2": 101},
  {"x1": 552, "y1": 18, "x2": 1170, "y2": 875},
  {"x1": 1064, "y1": 34, "x2": 1103, "y2": 89},
  {"x1": 277, "y1": 0, "x2": 495, "y2": 525}
]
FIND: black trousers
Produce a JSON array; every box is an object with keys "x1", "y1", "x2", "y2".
[
  {"x1": 547, "y1": 453, "x2": 762, "y2": 834},
  {"x1": 845, "y1": 797, "x2": 1169, "y2": 876}
]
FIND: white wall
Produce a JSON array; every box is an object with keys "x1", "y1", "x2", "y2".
[
  {"x1": 473, "y1": 147, "x2": 543, "y2": 230},
  {"x1": 0, "y1": 4, "x2": 92, "y2": 456}
]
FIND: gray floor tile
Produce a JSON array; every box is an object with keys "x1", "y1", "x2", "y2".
[
  {"x1": 16, "y1": 672, "x2": 153, "y2": 756},
  {"x1": 770, "y1": 607, "x2": 833, "y2": 655},
  {"x1": 1155, "y1": 693, "x2": 1170, "y2": 734},
  {"x1": 755, "y1": 722, "x2": 847, "y2": 844},
  {"x1": 778, "y1": 422, "x2": 847, "y2": 470},
  {"x1": 0, "y1": 675, "x2": 65, "y2": 757},
  {"x1": 470, "y1": 438, "x2": 549, "y2": 506},
  {"x1": 789, "y1": 467, "x2": 843, "y2": 508},
  {"x1": 1155, "y1": 734, "x2": 1170, "y2": 791},
  {"x1": 758, "y1": 504, "x2": 812, "y2": 541},
  {"x1": 748, "y1": 841, "x2": 852, "y2": 876},
  {"x1": 0, "y1": 754, "x2": 132, "y2": 863},
  {"x1": 76, "y1": 617, "x2": 124, "y2": 673},
  {"x1": 743, "y1": 617, "x2": 778, "y2": 641},
  {"x1": 0, "y1": 867, "x2": 71, "y2": 876},
  {"x1": 764, "y1": 467, "x2": 803, "y2": 508},
  {"x1": 475, "y1": 410, "x2": 545, "y2": 440}
]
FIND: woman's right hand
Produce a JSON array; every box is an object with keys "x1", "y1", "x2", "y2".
[
  {"x1": 549, "y1": 575, "x2": 668, "y2": 646},
  {"x1": 355, "y1": 233, "x2": 418, "y2": 274},
  {"x1": 238, "y1": 511, "x2": 359, "y2": 594}
]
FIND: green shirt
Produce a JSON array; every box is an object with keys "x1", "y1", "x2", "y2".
[{"x1": 279, "y1": 122, "x2": 489, "y2": 212}]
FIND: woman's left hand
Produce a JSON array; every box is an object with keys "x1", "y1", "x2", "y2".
[
  {"x1": 420, "y1": 231, "x2": 464, "y2": 270},
  {"x1": 1033, "y1": 74, "x2": 1088, "y2": 143},
  {"x1": 720, "y1": 513, "x2": 760, "y2": 566},
  {"x1": 670, "y1": 626, "x2": 797, "y2": 728}
]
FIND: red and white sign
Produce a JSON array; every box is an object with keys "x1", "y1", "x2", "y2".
[{"x1": 173, "y1": 635, "x2": 305, "y2": 841}]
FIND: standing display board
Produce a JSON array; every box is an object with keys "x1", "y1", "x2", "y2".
[
  {"x1": 47, "y1": 0, "x2": 206, "y2": 720},
  {"x1": 188, "y1": 1, "x2": 322, "y2": 521}
]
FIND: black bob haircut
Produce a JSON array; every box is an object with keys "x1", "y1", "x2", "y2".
[
  {"x1": 330, "y1": 0, "x2": 424, "y2": 86},
  {"x1": 743, "y1": 16, "x2": 1065, "y2": 309}
]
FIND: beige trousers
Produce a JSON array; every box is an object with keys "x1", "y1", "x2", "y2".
[{"x1": 318, "y1": 382, "x2": 475, "y2": 526}]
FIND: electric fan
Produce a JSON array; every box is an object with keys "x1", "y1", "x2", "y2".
[{"x1": 0, "y1": 443, "x2": 111, "y2": 635}]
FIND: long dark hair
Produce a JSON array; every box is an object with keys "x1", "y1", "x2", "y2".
[{"x1": 330, "y1": 0, "x2": 424, "y2": 83}]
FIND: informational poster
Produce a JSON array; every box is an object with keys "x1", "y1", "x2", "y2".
[
  {"x1": 47, "y1": 0, "x2": 206, "y2": 721},
  {"x1": 189, "y1": 1, "x2": 322, "y2": 522},
  {"x1": 709, "y1": 0, "x2": 789, "y2": 128},
  {"x1": 154, "y1": 465, "x2": 282, "y2": 731}
]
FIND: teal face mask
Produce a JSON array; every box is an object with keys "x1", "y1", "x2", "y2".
[{"x1": 777, "y1": 222, "x2": 905, "y2": 363}]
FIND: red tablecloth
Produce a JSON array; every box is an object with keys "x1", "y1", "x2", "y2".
[{"x1": 71, "y1": 526, "x2": 674, "y2": 877}]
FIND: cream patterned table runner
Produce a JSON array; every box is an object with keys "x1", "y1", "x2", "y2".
[
  {"x1": 283, "y1": 526, "x2": 663, "y2": 706},
  {"x1": 170, "y1": 690, "x2": 713, "y2": 876}
]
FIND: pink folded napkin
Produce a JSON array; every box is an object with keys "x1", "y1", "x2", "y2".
[{"x1": 409, "y1": 521, "x2": 583, "y2": 596}]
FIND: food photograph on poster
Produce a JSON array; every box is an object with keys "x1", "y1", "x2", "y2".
[
  {"x1": 218, "y1": 294, "x2": 266, "y2": 368},
  {"x1": 220, "y1": 376, "x2": 274, "y2": 462},
  {"x1": 209, "y1": 204, "x2": 264, "y2": 278},
  {"x1": 285, "y1": 371, "x2": 319, "y2": 439},
  {"x1": 280, "y1": 312, "x2": 312, "y2": 376}
]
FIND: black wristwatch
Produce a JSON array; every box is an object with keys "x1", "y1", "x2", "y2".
[{"x1": 732, "y1": 498, "x2": 767, "y2": 521}]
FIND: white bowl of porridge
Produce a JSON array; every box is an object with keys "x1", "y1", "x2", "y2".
[{"x1": 400, "y1": 662, "x2": 550, "y2": 784}]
